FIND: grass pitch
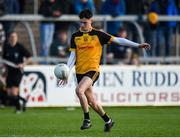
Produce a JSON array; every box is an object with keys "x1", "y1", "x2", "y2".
[{"x1": 0, "y1": 106, "x2": 180, "y2": 137}]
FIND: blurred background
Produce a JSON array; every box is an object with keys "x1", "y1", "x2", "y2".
[{"x1": 0, "y1": 0, "x2": 180, "y2": 65}]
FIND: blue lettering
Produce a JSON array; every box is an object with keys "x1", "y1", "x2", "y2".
[
  {"x1": 114, "y1": 72, "x2": 123, "y2": 85},
  {"x1": 155, "y1": 72, "x2": 165, "y2": 86},
  {"x1": 103, "y1": 72, "x2": 114, "y2": 86},
  {"x1": 132, "y1": 71, "x2": 142, "y2": 86},
  {"x1": 144, "y1": 72, "x2": 153, "y2": 87},
  {"x1": 168, "y1": 72, "x2": 178, "y2": 86}
]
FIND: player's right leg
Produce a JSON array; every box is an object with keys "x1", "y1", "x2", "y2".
[
  {"x1": 6, "y1": 87, "x2": 21, "y2": 113},
  {"x1": 104, "y1": 118, "x2": 114, "y2": 132},
  {"x1": 75, "y1": 76, "x2": 93, "y2": 130}
]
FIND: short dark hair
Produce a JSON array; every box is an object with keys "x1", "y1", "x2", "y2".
[
  {"x1": 8, "y1": 31, "x2": 17, "y2": 37},
  {"x1": 79, "y1": 9, "x2": 93, "y2": 19}
]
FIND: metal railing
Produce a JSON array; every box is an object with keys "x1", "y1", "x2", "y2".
[
  {"x1": 0, "y1": 14, "x2": 179, "y2": 64},
  {"x1": 1, "y1": 14, "x2": 180, "y2": 21}
]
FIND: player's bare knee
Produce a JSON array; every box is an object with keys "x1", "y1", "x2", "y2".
[
  {"x1": 75, "y1": 87, "x2": 84, "y2": 97},
  {"x1": 88, "y1": 99, "x2": 96, "y2": 107},
  {"x1": 88, "y1": 101, "x2": 93, "y2": 107}
]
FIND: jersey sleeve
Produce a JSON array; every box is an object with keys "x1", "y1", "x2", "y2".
[
  {"x1": 21, "y1": 45, "x2": 31, "y2": 58},
  {"x1": 69, "y1": 34, "x2": 76, "y2": 51},
  {"x1": 98, "y1": 31, "x2": 114, "y2": 45}
]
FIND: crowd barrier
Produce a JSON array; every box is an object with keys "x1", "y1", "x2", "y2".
[{"x1": 20, "y1": 65, "x2": 180, "y2": 107}]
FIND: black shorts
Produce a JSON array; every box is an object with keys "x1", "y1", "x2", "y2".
[
  {"x1": 76, "y1": 71, "x2": 99, "y2": 85},
  {"x1": 6, "y1": 69, "x2": 23, "y2": 88}
]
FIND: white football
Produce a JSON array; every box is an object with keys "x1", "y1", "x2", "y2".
[{"x1": 54, "y1": 64, "x2": 70, "y2": 79}]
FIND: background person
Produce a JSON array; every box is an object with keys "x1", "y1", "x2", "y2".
[
  {"x1": 100, "y1": 0, "x2": 126, "y2": 36},
  {"x1": 150, "y1": 0, "x2": 178, "y2": 57},
  {"x1": 2, "y1": 31, "x2": 32, "y2": 113},
  {"x1": 50, "y1": 30, "x2": 69, "y2": 59},
  {"x1": 106, "y1": 27, "x2": 133, "y2": 64},
  {"x1": 0, "y1": 23, "x2": 5, "y2": 58},
  {"x1": 0, "y1": 64, "x2": 6, "y2": 107},
  {"x1": 39, "y1": 0, "x2": 66, "y2": 64},
  {"x1": 0, "y1": 23, "x2": 6, "y2": 107}
]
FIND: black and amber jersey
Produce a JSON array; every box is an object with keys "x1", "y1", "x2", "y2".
[{"x1": 70, "y1": 28, "x2": 113, "y2": 74}]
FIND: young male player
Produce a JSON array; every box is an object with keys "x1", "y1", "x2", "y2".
[{"x1": 60, "y1": 9, "x2": 150, "y2": 132}]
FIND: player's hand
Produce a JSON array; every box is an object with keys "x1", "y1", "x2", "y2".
[
  {"x1": 17, "y1": 63, "x2": 24, "y2": 73},
  {"x1": 58, "y1": 79, "x2": 68, "y2": 86},
  {"x1": 17, "y1": 63, "x2": 24, "y2": 68},
  {"x1": 138, "y1": 43, "x2": 151, "y2": 50}
]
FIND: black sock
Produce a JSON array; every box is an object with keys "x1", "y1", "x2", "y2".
[
  {"x1": 84, "y1": 112, "x2": 90, "y2": 120},
  {"x1": 0, "y1": 92, "x2": 2, "y2": 103},
  {"x1": 102, "y1": 113, "x2": 110, "y2": 122},
  {"x1": 9, "y1": 95, "x2": 20, "y2": 110},
  {"x1": 1, "y1": 91, "x2": 8, "y2": 105}
]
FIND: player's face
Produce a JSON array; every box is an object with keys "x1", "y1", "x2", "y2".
[
  {"x1": 80, "y1": 18, "x2": 92, "y2": 31},
  {"x1": 9, "y1": 32, "x2": 18, "y2": 46}
]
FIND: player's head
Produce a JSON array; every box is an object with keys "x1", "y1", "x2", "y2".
[
  {"x1": 9, "y1": 31, "x2": 18, "y2": 46},
  {"x1": 79, "y1": 9, "x2": 93, "y2": 31},
  {"x1": 79, "y1": 9, "x2": 93, "y2": 19}
]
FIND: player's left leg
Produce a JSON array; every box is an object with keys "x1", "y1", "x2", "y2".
[
  {"x1": 85, "y1": 87, "x2": 114, "y2": 132},
  {"x1": 85, "y1": 86, "x2": 105, "y2": 116},
  {"x1": 14, "y1": 72, "x2": 27, "y2": 112}
]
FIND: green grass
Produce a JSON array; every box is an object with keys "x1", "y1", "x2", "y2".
[{"x1": 0, "y1": 106, "x2": 180, "y2": 137}]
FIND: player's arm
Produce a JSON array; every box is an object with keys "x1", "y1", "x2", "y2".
[
  {"x1": 17, "y1": 45, "x2": 32, "y2": 69},
  {"x1": 67, "y1": 33, "x2": 76, "y2": 70},
  {"x1": 17, "y1": 57, "x2": 32, "y2": 70},
  {"x1": 67, "y1": 51, "x2": 76, "y2": 71},
  {"x1": 18, "y1": 57, "x2": 32, "y2": 67},
  {"x1": 112, "y1": 37, "x2": 150, "y2": 49},
  {"x1": 59, "y1": 51, "x2": 76, "y2": 85},
  {"x1": 23, "y1": 57, "x2": 32, "y2": 65},
  {"x1": 59, "y1": 34, "x2": 76, "y2": 85}
]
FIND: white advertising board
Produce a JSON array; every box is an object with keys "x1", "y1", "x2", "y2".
[{"x1": 20, "y1": 65, "x2": 180, "y2": 107}]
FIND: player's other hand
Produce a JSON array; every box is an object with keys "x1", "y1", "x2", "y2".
[
  {"x1": 58, "y1": 79, "x2": 68, "y2": 86},
  {"x1": 17, "y1": 63, "x2": 24, "y2": 69},
  {"x1": 138, "y1": 43, "x2": 151, "y2": 50}
]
